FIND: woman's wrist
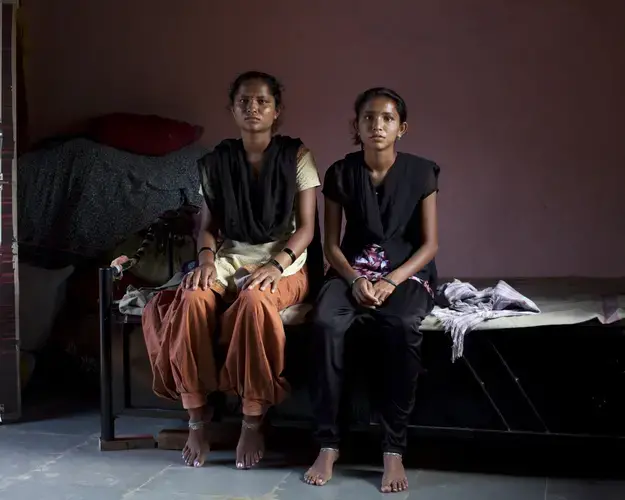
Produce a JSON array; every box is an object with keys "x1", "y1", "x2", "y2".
[
  {"x1": 267, "y1": 258, "x2": 285, "y2": 274},
  {"x1": 343, "y1": 267, "x2": 364, "y2": 286},
  {"x1": 385, "y1": 270, "x2": 405, "y2": 286},
  {"x1": 350, "y1": 275, "x2": 367, "y2": 288},
  {"x1": 381, "y1": 276, "x2": 398, "y2": 288},
  {"x1": 198, "y1": 252, "x2": 215, "y2": 266},
  {"x1": 281, "y1": 247, "x2": 297, "y2": 264},
  {"x1": 273, "y1": 251, "x2": 292, "y2": 271},
  {"x1": 326, "y1": 252, "x2": 360, "y2": 285},
  {"x1": 197, "y1": 246, "x2": 216, "y2": 265}
]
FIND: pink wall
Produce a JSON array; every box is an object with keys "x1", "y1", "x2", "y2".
[{"x1": 22, "y1": 0, "x2": 625, "y2": 278}]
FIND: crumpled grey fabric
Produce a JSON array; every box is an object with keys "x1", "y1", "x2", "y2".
[
  {"x1": 431, "y1": 279, "x2": 540, "y2": 361},
  {"x1": 118, "y1": 272, "x2": 185, "y2": 316}
]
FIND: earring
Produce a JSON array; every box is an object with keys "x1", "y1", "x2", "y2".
[{"x1": 397, "y1": 135, "x2": 402, "y2": 140}]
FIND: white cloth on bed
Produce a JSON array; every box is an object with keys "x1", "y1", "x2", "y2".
[{"x1": 431, "y1": 279, "x2": 540, "y2": 361}]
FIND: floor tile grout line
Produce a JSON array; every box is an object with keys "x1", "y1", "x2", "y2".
[
  {"x1": 0, "y1": 435, "x2": 93, "y2": 491},
  {"x1": 268, "y1": 470, "x2": 292, "y2": 497},
  {"x1": 121, "y1": 464, "x2": 173, "y2": 499}
]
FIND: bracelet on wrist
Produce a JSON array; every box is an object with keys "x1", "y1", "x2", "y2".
[
  {"x1": 381, "y1": 276, "x2": 398, "y2": 288},
  {"x1": 350, "y1": 275, "x2": 367, "y2": 288},
  {"x1": 282, "y1": 247, "x2": 297, "y2": 264},
  {"x1": 197, "y1": 246, "x2": 216, "y2": 261},
  {"x1": 268, "y1": 259, "x2": 284, "y2": 274}
]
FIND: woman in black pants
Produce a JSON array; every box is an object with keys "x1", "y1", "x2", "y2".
[{"x1": 304, "y1": 87, "x2": 440, "y2": 493}]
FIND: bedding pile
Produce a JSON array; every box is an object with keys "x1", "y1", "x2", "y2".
[{"x1": 18, "y1": 138, "x2": 207, "y2": 259}]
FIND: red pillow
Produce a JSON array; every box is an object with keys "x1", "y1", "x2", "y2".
[{"x1": 88, "y1": 113, "x2": 203, "y2": 156}]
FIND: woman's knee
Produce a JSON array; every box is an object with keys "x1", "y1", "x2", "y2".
[
  {"x1": 224, "y1": 289, "x2": 275, "y2": 339},
  {"x1": 377, "y1": 312, "x2": 422, "y2": 336},
  {"x1": 234, "y1": 288, "x2": 267, "y2": 309},
  {"x1": 181, "y1": 287, "x2": 217, "y2": 308},
  {"x1": 311, "y1": 308, "x2": 349, "y2": 338},
  {"x1": 177, "y1": 289, "x2": 218, "y2": 337}
]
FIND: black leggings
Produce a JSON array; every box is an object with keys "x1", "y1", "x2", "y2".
[{"x1": 310, "y1": 277, "x2": 433, "y2": 454}]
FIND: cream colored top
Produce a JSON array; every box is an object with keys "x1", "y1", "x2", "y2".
[{"x1": 199, "y1": 147, "x2": 321, "y2": 295}]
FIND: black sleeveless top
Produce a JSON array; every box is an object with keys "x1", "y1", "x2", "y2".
[{"x1": 323, "y1": 151, "x2": 440, "y2": 286}]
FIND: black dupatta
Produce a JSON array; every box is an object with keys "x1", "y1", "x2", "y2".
[{"x1": 197, "y1": 135, "x2": 302, "y2": 244}]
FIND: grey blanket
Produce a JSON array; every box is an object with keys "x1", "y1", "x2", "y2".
[
  {"x1": 432, "y1": 279, "x2": 541, "y2": 361},
  {"x1": 18, "y1": 138, "x2": 208, "y2": 258}
]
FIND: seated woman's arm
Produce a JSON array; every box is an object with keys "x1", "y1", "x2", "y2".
[
  {"x1": 184, "y1": 201, "x2": 219, "y2": 290},
  {"x1": 323, "y1": 198, "x2": 357, "y2": 282},
  {"x1": 324, "y1": 197, "x2": 378, "y2": 307},
  {"x1": 387, "y1": 192, "x2": 439, "y2": 285},
  {"x1": 247, "y1": 187, "x2": 317, "y2": 291},
  {"x1": 273, "y1": 187, "x2": 317, "y2": 270}
]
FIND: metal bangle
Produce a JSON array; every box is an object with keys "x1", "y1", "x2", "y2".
[
  {"x1": 268, "y1": 259, "x2": 284, "y2": 274},
  {"x1": 381, "y1": 276, "x2": 398, "y2": 288},
  {"x1": 350, "y1": 275, "x2": 367, "y2": 289},
  {"x1": 282, "y1": 247, "x2": 297, "y2": 264},
  {"x1": 383, "y1": 452, "x2": 402, "y2": 458},
  {"x1": 197, "y1": 246, "x2": 216, "y2": 260}
]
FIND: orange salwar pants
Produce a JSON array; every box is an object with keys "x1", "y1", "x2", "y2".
[{"x1": 142, "y1": 268, "x2": 308, "y2": 415}]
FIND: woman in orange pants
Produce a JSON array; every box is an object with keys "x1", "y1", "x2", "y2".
[{"x1": 142, "y1": 71, "x2": 320, "y2": 470}]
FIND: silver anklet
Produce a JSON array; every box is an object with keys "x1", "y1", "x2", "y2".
[
  {"x1": 320, "y1": 447, "x2": 339, "y2": 453},
  {"x1": 241, "y1": 419, "x2": 262, "y2": 430},
  {"x1": 188, "y1": 420, "x2": 204, "y2": 431},
  {"x1": 383, "y1": 452, "x2": 402, "y2": 458}
]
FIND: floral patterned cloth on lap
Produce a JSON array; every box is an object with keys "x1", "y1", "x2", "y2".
[{"x1": 352, "y1": 244, "x2": 434, "y2": 297}]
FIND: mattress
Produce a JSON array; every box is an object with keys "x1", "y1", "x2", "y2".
[{"x1": 279, "y1": 278, "x2": 625, "y2": 330}]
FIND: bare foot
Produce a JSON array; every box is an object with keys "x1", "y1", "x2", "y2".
[
  {"x1": 182, "y1": 407, "x2": 212, "y2": 468},
  {"x1": 381, "y1": 453, "x2": 408, "y2": 493},
  {"x1": 235, "y1": 416, "x2": 264, "y2": 469},
  {"x1": 304, "y1": 448, "x2": 339, "y2": 486}
]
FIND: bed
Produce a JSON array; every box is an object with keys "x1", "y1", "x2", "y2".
[{"x1": 97, "y1": 250, "x2": 625, "y2": 451}]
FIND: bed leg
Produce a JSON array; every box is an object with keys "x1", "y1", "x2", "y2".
[
  {"x1": 98, "y1": 266, "x2": 156, "y2": 451},
  {"x1": 99, "y1": 267, "x2": 116, "y2": 447},
  {"x1": 122, "y1": 322, "x2": 132, "y2": 408}
]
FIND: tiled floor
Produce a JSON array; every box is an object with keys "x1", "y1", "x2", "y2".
[{"x1": 0, "y1": 411, "x2": 623, "y2": 499}]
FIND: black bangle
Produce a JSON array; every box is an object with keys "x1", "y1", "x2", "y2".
[
  {"x1": 381, "y1": 276, "x2": 398, "y2": 288},
  {"x1": 197, "y1": 247, "x2": 216, "y2": 260},
  {"x1": 350, "y1": 275, "x2": 367, "y2": 288},
  {"x1": 282, "y1": 247, "x2": 297, "y2": 264},
  {"x1": 268, "y1": 259, "x2": 284, "y2": 274}
]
